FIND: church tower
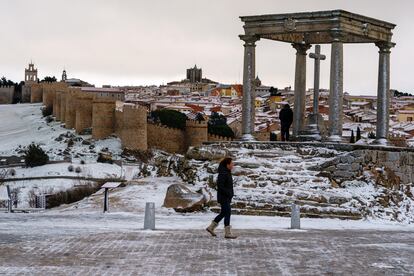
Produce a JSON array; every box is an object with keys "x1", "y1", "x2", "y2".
[
  {"x1": 62, "y1": 69, "x2": 67, "y2": 82},
  {"x1": 25, "y1": 62, "x2": 38, "y2": 84}
]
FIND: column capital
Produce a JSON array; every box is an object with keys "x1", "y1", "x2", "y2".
[
  {"x1": 291, "y1": 43, "x2": 311, "y2": 55},
  {"x1": 329, "y1": 30, "x2": 344, "y2": 42},
  {"x1": 239, "y1": 35, "x2": 260, "y2": 46},
  {"x1": 375, "y1": 41, "x2": 396, "y2": 53}
]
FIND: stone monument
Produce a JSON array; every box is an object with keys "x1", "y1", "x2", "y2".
[{"x1": 239, "y1": 10, "x2": 396, "y2": 144}]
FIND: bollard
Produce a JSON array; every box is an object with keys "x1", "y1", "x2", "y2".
[
  {"x1": 144, "y1": 202, "x2": 155, "y2": 230},
  {"x1": 103, "y1": 188, "x2": 109, "y2": 213},
  {"x1": 6, "y1": 185, "x2": 12, "y2": 213},
  {"x1": 291, "y1": 204, "x2": 300, "y2": 229}
]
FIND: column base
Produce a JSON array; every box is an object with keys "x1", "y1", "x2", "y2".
[
  {"x1": 327, "y1": 135, "x2": 342, "y2": 143},
  {"x1": 371, "y1": 138, "x2": 390, "y2": 146},
  {"x1": 241, "y1": 134, "x2": 256, "y2": 141},
  {"x1": 297, "y1": 124, "x2": 322, "y2": 142}
]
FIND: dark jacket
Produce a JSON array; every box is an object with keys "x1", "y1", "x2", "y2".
[
  {"x1": 216, "y1": 164, "x2": 234, "y2": 203},
  {"x1": 279, "y1": 105, "x2": 293, "y2": 127}
]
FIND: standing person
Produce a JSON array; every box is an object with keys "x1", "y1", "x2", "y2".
[
  {"x1": 279, "y1": 104, "x2": 293, "y2": 141},
  {"x1": 206, "y1": 157, "x2": 237, "y2": 239}
]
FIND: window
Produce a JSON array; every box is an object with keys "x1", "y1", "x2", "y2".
[{"x1": 408, "y1": 117, "x2": 413, "y2": 122}]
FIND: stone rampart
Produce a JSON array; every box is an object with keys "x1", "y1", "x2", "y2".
[
  {"x1": 147, "y1": 123, "x2": 186, "y2": 153},
  {"x1": 64, "y1": 88, "x2": 80, "y2": 129},
  {"x1": 54, "y1": 91, "x2": 62, "y2": 120},
  {"x1": 60, "y1": 93, "x2": 66, "y2": 122},
  {"x1": 208, "y1": 134, "x2": 233, "y2": 142},
  {"x1": 0, "y1": 86, "x2": 14, "y2": 104},
  {"x1": 92, "y1": 99, "x2": 116, "y2": 139},
  {"x1": 30, "y1": 83, "x2": 43, "y2": 103},
  {"x1": 185, "y1": 120, "x2": 208, "y2": 148},
  {"x1": 75, "y1": 94, "x2": 95, "y2": 134},
  {"x1": 119, "y1": 104, "x2": 148, "y2": 150}
]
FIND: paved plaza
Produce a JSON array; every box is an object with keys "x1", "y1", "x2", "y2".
[{"x1": 0, "y1": 213, "x2": 413, "y2": 275}]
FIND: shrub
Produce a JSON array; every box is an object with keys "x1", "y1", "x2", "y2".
[
  {"x1": 270, "y1": 132, "x2": 277, "y2": 141},
  {"x1": 45, "y1": 182, "x2": 103, "y2": 208},
  {"x1": 24, "y1": 144, "x2": 49, "y2": 167},
  {"x1": 45, "y1": 116, "x2": 54, "y2": 123},
  {"x1": 42, "y1": 106, "x2": 53, "y2": 117},
  {"x1": 208, "y1": 124, "x2": 235, "y2": 138},
  {"x1": 368, "y1": 131, "x2": 376, "y2": 139},
  {"x1": 9, "y1": 169, "x2": 16, "y2": 176},
  {"x1": 67, "y1": 139, "x2": 74, "y2": 147},
  {"x1": 68, "y1": 165, "x2": 74, "y2": 172},
  {"x1": 80, "y1": 160, "x2": 85, "y2": 165},
  {"x1": 207, "y1": 111, "x2": 234, "y2": 138},
  {"x1": 75, "y1": 166, "x2": 82, "y2": 173},
  {"x1": 150, "y1": 109, "x2": 187, "y2": 130},
  {"x1": 122, "y1": 148, "x2": 154, "y2": 163}
]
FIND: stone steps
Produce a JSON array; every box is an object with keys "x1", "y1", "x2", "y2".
[{"x1": 199, "y1": 144, "x2": 366, "y2": 220}]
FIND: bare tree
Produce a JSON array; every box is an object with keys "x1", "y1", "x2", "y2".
[{"x1": 0, "y1": 169, "x2": 10, "y2": 186}]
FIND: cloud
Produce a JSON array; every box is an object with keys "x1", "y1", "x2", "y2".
[{"x1": 0, "y1": 0, "x2": 412, "y2": 94}]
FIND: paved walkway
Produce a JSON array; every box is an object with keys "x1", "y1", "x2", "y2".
[{"x1": 0, "y1": 214, "x2": 413, "y2": 275}]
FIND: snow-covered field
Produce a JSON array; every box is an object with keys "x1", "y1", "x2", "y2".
[
  {"x1": 0, "y1": 103, "x2": 123, "y2": 161},
  {"x1": 6, "y1": 176, "x2": 412, "y2": 232},
  {"x1": 1, "y1": 103, "x2": 413, "y2": 229}
]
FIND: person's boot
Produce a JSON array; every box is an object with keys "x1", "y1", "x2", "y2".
[
  {"x1": 206, "y1": 221, "x2": 218, "y2": 237},
  {"x1": 224, "y1": 226, "x2": 237, "y2": 239}
]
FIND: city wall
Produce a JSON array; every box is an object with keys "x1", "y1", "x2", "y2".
[
  {"x1": 0, "y1": 86, "x2": 14, "y2": 104},
  {"x1": 40, "y1": 86, "x2": 228, "y2": 153},
  {"x1": 116, "y1": 104, "x2": 147, "y2": 150}
]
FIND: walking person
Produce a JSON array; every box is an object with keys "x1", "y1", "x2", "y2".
[
  {"x1": 206, "y1": 157, "x2": 237, "y2": 239},
  {"x1": 279, "y1": 104, "x2": 293, "y2": 141}
]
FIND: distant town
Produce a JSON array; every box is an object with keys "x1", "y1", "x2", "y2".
[{"x1": 1, "y1": 62, "x2": 413, "y2": 147}]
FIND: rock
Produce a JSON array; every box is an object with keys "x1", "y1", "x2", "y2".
[
  {"x1": 82, "y1": 139, "x2": 91, "y2": 145},
  {"x1": 97, "y1": 152, "x2": 113, "y2": 164},
  {"x1": 163, "y1": 184, "x2": 206, "y2": 212},
  {"x1": 328, "y1": 196, "x2": 349, "y2": 205},
  {"x1": 336, "y1": 164, "x2": 350, "y2": 171},
  {"x1": 340, "y1": 154, "x2": 355, "y2": 164},
  {"x1": 79, "y1": 127, "x2": 92, "y2": 135},
  {"x1": 333, "y1": 170, "x2": 355, "y2": 179},
  {"x1": 186, "y1": 146, "x2": 229, "y2": 161},
  {"x1": 237, "y1": 162, "x2": 261, "y2": 169}
]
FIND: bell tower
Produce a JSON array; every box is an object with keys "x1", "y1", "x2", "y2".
[
  {"x1": 25, "y1": 62, "x2": 38, "y2": 84},
  {"x1": 62, "y1": 69, "x2": 67, "y2": 82}
]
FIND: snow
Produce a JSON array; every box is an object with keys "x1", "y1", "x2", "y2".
[
  {"x1": 37, "y1": 176, "x2": 414, "y2": 231},
  {"x1": 1, "y1": 103, "x2": 413, "y2": 229},
  {"x1": 0, "y1": 103, "x2": 68, "y2": 156}
]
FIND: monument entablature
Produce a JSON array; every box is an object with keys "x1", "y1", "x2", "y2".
[{"x1": 240, "y1": 10, "x2": 395, "y2": 44}]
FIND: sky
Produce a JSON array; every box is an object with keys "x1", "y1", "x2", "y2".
[{"x1": 0, "y1": 0, "x2": 413, "y2": 95}]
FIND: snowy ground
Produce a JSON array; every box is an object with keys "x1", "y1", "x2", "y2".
[
  {"x1": 0, "y1": 210, "x2": 414, "y2": 275},
  {"x1": 0, "y1": 103, "x2": 123, "y2": 161}
]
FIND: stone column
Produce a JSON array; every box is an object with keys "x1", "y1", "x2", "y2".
[
  {"x1": 328, "y1": 32, "x2": 344, "y2": 142},
  {"x1": 240, "y1": 35, "x2": 259, "y2": 141},
  {"x1": 292, "y1": 43, "x2": 311, "y2": 138},
  {"x1": 374, "y1": 42, "x2": 395, "y2": 145}
]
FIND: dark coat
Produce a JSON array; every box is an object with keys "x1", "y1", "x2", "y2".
[
  {"x1": 279, "y1": 106, "x2": 293, "y2": 127},
  {"x1": 216, "y1": 164, "x2": 234, "y2": 203}
]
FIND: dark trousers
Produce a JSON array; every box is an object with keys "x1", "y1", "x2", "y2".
[
  {"x1": 281, "y1": 125, "x2": 290, "y2": 141},
  {"x1": 214, "y1": 201, "x2": 231, "y2": 226}
]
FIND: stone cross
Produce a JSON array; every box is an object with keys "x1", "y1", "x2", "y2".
[{"x1": 309, "y1": 45, "x2": 326, "y2": 116}]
